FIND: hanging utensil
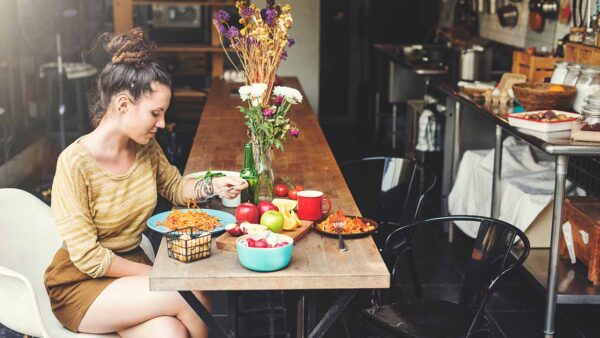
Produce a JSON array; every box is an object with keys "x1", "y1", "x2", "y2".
[
  {"x1": 558, "y1": 0, "x2": 571, "y2": 24},
  {"x1": 498, "y1": 1, "x2": 519, "y2": 27},
  {"x1": 540, "y1": 0, "x2": 559, "y2": 20},
  {"x1": 529, "y1": 0, "x2": 545, "y2": 32}
]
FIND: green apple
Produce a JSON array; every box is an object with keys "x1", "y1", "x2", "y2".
[{"x1": 260, "y1": 210, "x2": 284, "y2": 233}]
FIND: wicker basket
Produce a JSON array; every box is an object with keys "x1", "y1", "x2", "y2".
[{"x1": 512, "y1": 83, "x2": 577, "y2": 111}]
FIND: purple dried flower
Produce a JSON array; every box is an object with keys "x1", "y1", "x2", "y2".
[
  {"x1": 225, "y1": 26, "x2": 239, "y2": 39},
  {"x1": 241, "y1": 7, "x2": 254, "y2": 18},
  {"x1": 288, "y1": 38, "x2": 295, "y2": 47},
  {"x1": 280, "y1": 51, "x2": 288, "y2": 60},
  {"x1": 213, "y1": 10, "x2": 230, "y2": 22},
  {"x1": 213, "y1": 19, "x2": 226, "y2": 35},
  {"x1": 262, "y1": 108, "x2": 275, "y2": 117},
  {"x1": 275, "y1": 95, "x2": 283, "y2": 106},
  {"x1": 290, "y1": 128, "x2": 300, "y2": 138},
  {"x1": 265, "y1": 9, "x2": 277, "y2": 25}
]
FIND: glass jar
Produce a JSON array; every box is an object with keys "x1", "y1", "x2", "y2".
[
  {"x1": 563, "y1": 64, "x2": 582, "y2": 86},
  {"x1": 573, "y1": 67, "x2": 600, "y2": 113},
  {"x1": 550, "y1": 61, "x2": 569, "y2": 84},
  {"x1": 580, "y1": 103, "x2": 600, "y2": 131}
]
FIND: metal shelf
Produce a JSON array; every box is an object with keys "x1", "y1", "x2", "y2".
[
  {"x1": 173, "y1": 88, "x2": 207, "y2": 98},
  {"x1": 513, "y1": 247, "x2": 600, "y2": 304},
  {"x1": 157, "y1": 44, "x2": 232, "y2": 53},
  {"x1": 132, "y1": 0, "x2": 235, "y2": 6}
]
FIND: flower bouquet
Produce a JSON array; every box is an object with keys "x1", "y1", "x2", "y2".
[{"x1": 213, "y1": 0, "x2": 301, "y2": 201}]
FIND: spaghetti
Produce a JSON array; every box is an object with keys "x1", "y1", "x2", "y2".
[
  {"x1": 317, "y1": 210, "x2": 375, "y2": 234},
  {"x1": 158, "y1": 199, "x2": 220, "y2": 231}
]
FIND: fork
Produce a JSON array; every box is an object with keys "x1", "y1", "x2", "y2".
[
  {"x1": 197, "y1": 185, "x2": 240, "y2": 204},
  {"x1": 332, "y1": 221, "x2": 348, "y2": 252}
]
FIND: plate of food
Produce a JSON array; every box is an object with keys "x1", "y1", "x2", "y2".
[
  {"x1": 314, "y1": 210, "x2": 378, "y2": 238},
  {"x1": 147, "y1": 203, "x2": 236, "y2": 235},
  {"x1": 507, "y1": 110, "x2": 579, "y2": 133}
]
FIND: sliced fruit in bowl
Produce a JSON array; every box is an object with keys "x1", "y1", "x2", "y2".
[{"x1": 236, "y1": 232, "x2": 294, "y2": 272}]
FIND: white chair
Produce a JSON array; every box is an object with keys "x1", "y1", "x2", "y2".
[{"x1": 0, "y1": 188, "x2": 155, "y2": 337}]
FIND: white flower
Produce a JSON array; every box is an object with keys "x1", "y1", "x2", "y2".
[
  {"x1": 239, "y1": 83, "x2": 268, "y2": 106},
  {"x1": 273, "y1": 86, "x2": 303, "y2": 104},
  {"x1": 238, "y1": 85, "x2": 252, "y2": 101}
]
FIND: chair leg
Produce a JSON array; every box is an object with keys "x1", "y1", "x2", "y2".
[{"x1": 406, "y1": 250, "x2": 423, "y2": 299}]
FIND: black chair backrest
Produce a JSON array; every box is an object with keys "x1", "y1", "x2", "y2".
[
  {"x1": 383, "y1": 215, "x2": 530, "y2": 335},
  {"x1": 340, "y1": 157, "x2": 436, "y2": 226}
]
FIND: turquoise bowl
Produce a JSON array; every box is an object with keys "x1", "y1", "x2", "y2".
[{"x1": 236, "y1": 234, "x2": 294, "y2": 272}]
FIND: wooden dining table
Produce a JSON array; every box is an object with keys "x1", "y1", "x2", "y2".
[{"x1": 149, "y1": 77, "x2": 390, "y2": 338}]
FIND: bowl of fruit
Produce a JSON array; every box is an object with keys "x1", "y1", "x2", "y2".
[
  {"x1": 236, "y1": 232, "x2": 294, "y2": 272},
  {"x1": 512, "y1": 83, "x2": 576, "y2": 111}
]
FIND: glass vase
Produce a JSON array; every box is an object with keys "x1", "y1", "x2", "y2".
[{"x1": 252, "y1": 142, "x2": 274, "y2": 203}]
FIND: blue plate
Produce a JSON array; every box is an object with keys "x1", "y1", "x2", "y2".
[{"x1": 146, "y1": 209, "x2": 235, "y2": 235}]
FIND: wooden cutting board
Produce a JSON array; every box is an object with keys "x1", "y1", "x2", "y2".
[{"x1": 215, "y1": 220, "x2": 313, "y2": 252}]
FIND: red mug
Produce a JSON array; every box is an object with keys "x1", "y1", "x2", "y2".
[{"x1": 297, "y1": 190, "x2": 332, "y2": 221}]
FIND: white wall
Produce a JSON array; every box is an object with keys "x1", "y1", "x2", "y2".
[{"x1": 256, "y1": 0, "x2": 320, "y2": 114}]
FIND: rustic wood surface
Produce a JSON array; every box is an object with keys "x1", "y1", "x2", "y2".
[
  {"x1": 215, "y1": 220, "x2": 313, "y2": 252},
  {"x1": 150, "y1": 77, "x2": 389, "y2": 291}
]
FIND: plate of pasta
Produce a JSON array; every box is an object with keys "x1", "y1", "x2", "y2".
[
  {"x1": 314, "y1": 210, "x2": 378, "y2": 238},
  {"x1": 147, "y1": 202, "x2": 235, "y2": 235}
]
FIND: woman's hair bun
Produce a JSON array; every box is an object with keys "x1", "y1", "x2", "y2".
[{"x1": 105, "y1": 27, "x2": 156, "y2": 68}]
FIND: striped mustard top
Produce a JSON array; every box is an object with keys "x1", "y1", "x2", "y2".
[{"x1": 51, "y1": 138, "x2": 188, "y2": 278}]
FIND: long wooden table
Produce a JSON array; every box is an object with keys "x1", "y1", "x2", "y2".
[{"x1": 150, "y1": 77, "x2": 390, "y2": 337}]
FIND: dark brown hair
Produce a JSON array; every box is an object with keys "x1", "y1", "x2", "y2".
[{"x1": 91, "y1": 28, "x2": 171, "y2": 127}]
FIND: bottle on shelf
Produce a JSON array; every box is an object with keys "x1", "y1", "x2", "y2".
[{"x1": 240, "y1": 143, "x2": 259, "y2": 204}]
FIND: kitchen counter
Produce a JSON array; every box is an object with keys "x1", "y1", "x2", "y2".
[
  {"x1": 438, "y1": 82, "x2": 600, "y2": 156},
  {"x1": 374, "y1": 44, "x2": 449, "y2": 77}
]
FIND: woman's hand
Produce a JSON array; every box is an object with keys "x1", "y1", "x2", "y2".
[{"x1": 212, "y1": 176, "x2": 248, "y2": 199}]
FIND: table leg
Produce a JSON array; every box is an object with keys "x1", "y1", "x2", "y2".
[
  {"x1": 392, "y1": 104, "x2": 398, "y2": 150},
  {"x1": 306, "y1": 291, "x2": 317, "y2": 335},
  {"x1": 297, "y1": 293, "x2": 306, "y2": 338},
  {"x1": 374, "y1": 92, "x2": 381, "y2": 137},
  {"x1": 448, "y1": 100, "x2": 462, "y2": 243},
  {"x1": 227, "y1": 291, "x2": 238, "y2": 337},
  {"x1": 491, "y1": 125, "x2": 503, "y2": 218},
  {"x1": 308, "y1": 289, "x2": 358, "y2": 338},
  {"x1": 178, "y1": 291, "x2": 233, "y2": 338},
  {"x1": 543, "y1": 155, "x2": 569, "y2": 337}
]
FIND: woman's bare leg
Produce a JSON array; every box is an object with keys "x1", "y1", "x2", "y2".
[
  {"x1": 118, "y1": 316, "x2": 188, "y2": 338},
  {"x1": 78, "y1": 276, "x2": 210, "y2": 338}
]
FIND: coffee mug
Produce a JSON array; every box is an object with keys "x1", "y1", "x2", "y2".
[{"x1": 297, "y1": 190, "x2": 332, "y2": 221}]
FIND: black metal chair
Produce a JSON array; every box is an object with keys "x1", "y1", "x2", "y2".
[
  {"x1": 361, "y1": 216, "x2": 530, "y2": 338},
  {"x1": 340, "y1": 157, "x2": 437, "y2": 250}
]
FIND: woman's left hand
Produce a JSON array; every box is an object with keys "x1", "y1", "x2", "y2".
[{"x1": 212, "y1": 176, "x2": 248, "y2": 199}]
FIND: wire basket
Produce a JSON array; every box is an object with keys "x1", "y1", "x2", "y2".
[{"x1": 166, "y1": 227, "x2": 212, "y2": 263}]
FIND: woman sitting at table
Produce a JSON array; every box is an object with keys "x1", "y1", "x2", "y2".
[{"x1": 44, "y1": 28, "x2": 247, "y2": 338}]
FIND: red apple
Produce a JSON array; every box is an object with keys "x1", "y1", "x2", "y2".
[
  {"x1": 225, "y1": 223, "x2": 244, "y2": 237},
  {"x1": 235, "y1": 202, "x2": 260, "y2": 224},
  {"x1": 257, "y1": 201, "x2": 279, "y2": 216}
]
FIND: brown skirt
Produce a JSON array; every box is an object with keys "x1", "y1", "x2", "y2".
[{"x1": 44, "y1": 247, "x2": 152, "y2": 332}]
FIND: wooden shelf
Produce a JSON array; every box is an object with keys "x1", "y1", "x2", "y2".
[
  {"x1": 132, "y1": 0, "x2": 235, "y2": 6},
  {"x1": 156, "y1": 44, "x2": 232, "y2": 53},
  {"x1": 173, "y1": 88, "x2": 208, "y2": 98}
]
